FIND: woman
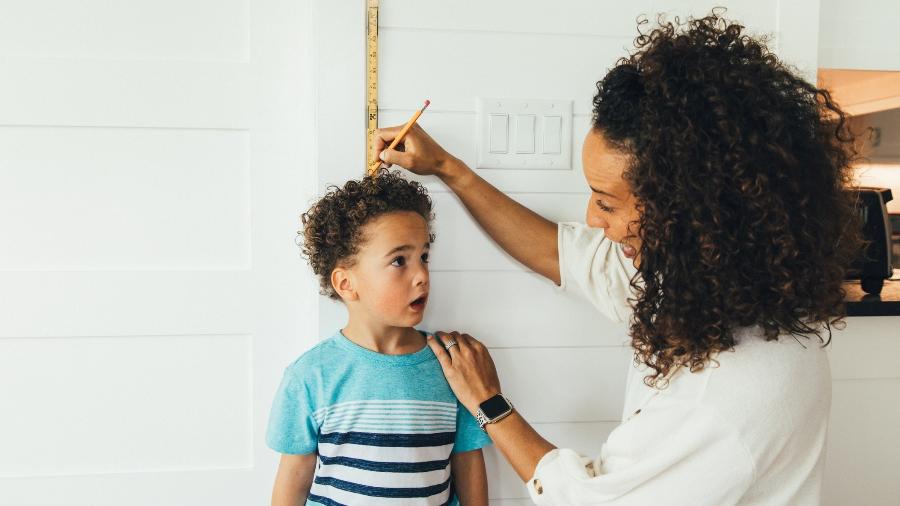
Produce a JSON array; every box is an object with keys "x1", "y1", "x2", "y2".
[{"x1": 373, "y1": 14, "x2": 861, "y2": 505}]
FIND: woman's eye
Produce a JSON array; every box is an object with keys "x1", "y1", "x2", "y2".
[
  {"x1": 596, "y1": 200, "x2": 615, "y2": 213},
  {"x1": 421, "y1": 253, "x2": 430, "y2": 263},
  {"x1": 391, "y1": 256, "x2": 406, "y2": 267}
]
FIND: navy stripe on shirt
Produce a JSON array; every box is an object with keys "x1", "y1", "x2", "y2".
[
  {"x1": 314, "y1": 475, "x2": 452, "y2": 498},
  {"x1": 318, "y1": 454, "x2": 450, "y2": 473},
  {"x1": 318, "y1": 431, "x2": 455, "y2": 447},
  {"x1": 306, "y1": 494, "x2": 347, "y2": 506}
]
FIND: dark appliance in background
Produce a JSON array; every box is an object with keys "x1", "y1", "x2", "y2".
[
  {"x1": 891, "y1": 214, "x2": 900, "y2": 268},
  {"x1": 846, "y1": 187, "x2": 894, "y2": 295}
]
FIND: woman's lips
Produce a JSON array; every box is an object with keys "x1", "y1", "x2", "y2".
[{"x1": 622, "y1": 244, "x2": 637, "y2": 258}]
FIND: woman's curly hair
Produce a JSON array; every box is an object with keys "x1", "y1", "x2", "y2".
[
  {"x1": 592, "y1": 12, "x2": 863, "y2": 387},
  {"x1": 299, "y1": 170, "x2": 434, "y2": 299}
]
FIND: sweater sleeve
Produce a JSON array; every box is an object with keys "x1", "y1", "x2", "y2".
[
  {"x1": 526, "y1": 404, "x2": 755, "y2": 505},
  {"x1": 557, "y1": 222, "x2": 638, "y2": 323}
]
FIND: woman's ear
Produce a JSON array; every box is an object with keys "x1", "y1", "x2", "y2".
[{"x1": 331, "y1": 267, "x2": 358, "y2": 302}]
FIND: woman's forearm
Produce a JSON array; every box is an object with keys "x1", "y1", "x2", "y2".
[
  {"x1": 483, "y1": 411, "x2": 557, "y2": 481},
  {"x1": 440, "y1": 157, "x2": 561, "y2": 284}
]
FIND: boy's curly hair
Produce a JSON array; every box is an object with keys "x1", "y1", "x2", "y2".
[
  {"x1": 299, "y1": 170, "x2": 434, "y2": 300},
  {"x1": 592, "y1": 12, "x2": 863, "y2": 387}
]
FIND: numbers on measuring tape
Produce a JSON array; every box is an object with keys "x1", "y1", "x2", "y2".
[{"x1": 365, "y1": 0, "x2": 379, "y2": 171}]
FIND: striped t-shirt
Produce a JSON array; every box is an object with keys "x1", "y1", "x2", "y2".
[{"x1": 266, "y1": 330, "x2": 492, "y2": 505}]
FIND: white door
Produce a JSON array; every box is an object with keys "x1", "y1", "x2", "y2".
[{"x1": 0, "y1": 1, "x2": 317, "y2": 504}]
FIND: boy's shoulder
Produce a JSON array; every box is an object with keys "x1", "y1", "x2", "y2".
[{"x1": 281, "y1": 333, "x2": 343, "y2": 379}]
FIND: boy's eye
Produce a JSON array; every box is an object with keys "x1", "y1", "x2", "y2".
[
  {"x1": 596, "y1": 200, "x2": 615, "y2": 213},
  {"x1": 391, "y1": 256, "x2": 406, "y2": 267},
  {"x1": 421, "y1": 252, "x2": 429, "y2": 263}
]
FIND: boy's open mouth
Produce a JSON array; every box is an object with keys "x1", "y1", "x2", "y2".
[{"x1": 409, "y1": 295, "x2": 427, "y2": 311}]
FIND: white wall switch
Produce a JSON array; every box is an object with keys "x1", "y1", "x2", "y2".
[
  {"x1": 515, "y1": 114, "x2": 536, "y2": 154},
  {"x1": 489, "y1": 114, "x2": 509, "y2": 153},
  {"x1": 477, "y1": 98, "x2": 572, "y2": 170},
  {"x1": 543, "y1": 115, "x2": 562, "y2": 154}
]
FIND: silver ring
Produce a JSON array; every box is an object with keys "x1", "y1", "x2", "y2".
[{"x1": 444, "y1": 340, "x2": 458, "y2": 351}]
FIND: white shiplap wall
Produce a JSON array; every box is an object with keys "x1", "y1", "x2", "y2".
[
  {"x1": 819, "y1": 0, "x2": 900, "y2": 71},
  {"x1": 313, "y1": 1, "x2": 828, "y2": 503},
  {"x1": 817, "y1": 0, "x2": 900, "y2": 502},
  {"x1": 826, "y1": 317, "x2": 900, "y2": 505}
]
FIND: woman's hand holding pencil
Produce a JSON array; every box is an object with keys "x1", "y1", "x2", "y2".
[{"x1": 371, "y1": 101, "x2": 460, "y2": 180}]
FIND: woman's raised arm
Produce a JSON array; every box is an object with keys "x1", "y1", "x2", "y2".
[{"x1": 374, "y1": 124, "x2": 561, "y2": 284}]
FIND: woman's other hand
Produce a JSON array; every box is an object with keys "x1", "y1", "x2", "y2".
[{"x1": 427, "y1": 331, "x2": 502, "y2": 414}]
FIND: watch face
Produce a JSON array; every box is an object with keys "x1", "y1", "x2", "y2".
[{"x1": 480, "y1": 395, "x2": 512, "y2": 419}]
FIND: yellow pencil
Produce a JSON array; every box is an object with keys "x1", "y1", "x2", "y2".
[{"x1": 368, "y1": 99, "x2": 430, "y2": 175}]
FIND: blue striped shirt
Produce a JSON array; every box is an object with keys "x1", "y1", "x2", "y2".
[{"x1": 267, "y1": 331, "x2": 492, "y2": 505}]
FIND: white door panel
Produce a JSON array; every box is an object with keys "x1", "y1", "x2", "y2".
[{"x1": 0, "y1": 0, "x2": 316, "y2": 504}]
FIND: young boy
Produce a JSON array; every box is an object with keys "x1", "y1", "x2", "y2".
[{"x1": 267, "y1": 171, "x2": 491, "y2": 505}]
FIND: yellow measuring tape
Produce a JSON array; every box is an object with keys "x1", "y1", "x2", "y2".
[{"x1": 365, "y1": 0, "x2": 379, "y2": 173}]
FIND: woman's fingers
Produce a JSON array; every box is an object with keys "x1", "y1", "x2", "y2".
[
  {"x1": 426, "y1": 333, "x2": 451, "y2": 369},
  {"x1": 380, "y1": 147, "x2": 415, "y2": 169},
  {"x1": 437, "y1": 331, "x2": 462, "y2": 357},
  {"x1": 372, "y1": 124, "x2": 450, "y2": 176},
  {"x1": 371, "y1": 125, "x2": 404, "y2": 167}
]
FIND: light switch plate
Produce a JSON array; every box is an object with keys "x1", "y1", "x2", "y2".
[{"x1": 476, "y1": 98, "x2": 572, "y2": 170}]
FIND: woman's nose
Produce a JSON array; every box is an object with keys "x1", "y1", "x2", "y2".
[{"x1": 586, "y1": 207, "x2": 608, "y2": 229}]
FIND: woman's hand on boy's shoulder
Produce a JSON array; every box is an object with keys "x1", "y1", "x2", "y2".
[{"x1": 427, "y1": 331, "x2": 502, "y2": 415}]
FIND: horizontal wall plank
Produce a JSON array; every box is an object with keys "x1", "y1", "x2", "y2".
[
  {"x1": 0, "y1": 469, "x2": 262, "y2": 506},
  {"x1": 429, "y1": 192, "x2": 588, "y2": 272},
  {"x1": 422, "y1": 271, "x2": 631, "y2": 347},
  {"x1": 381, "y1": 0, "x2": 651, "y2": 37},
  {"x1": 829, "y1": 317, "x2": 900, "y2": 380},
  {"x1": 823, "y1": 378, "x2": 900, "y2": 505},
  {"x1": 0, "y1": 0, "x2": 249, "y2": 61},
  {"x1": 0, "y1": 126, "x2": 250, "y2": 270},
  {"x1": 0, "y1": 270, "x2": 250, "y2": 338},
  {"x1": 492, "y1": 347, "x2": 630, "y2": 423},
  {"x1": 818, "y1": 0, "x2": 900, "y2": 70},
  {"x1": 379, "y1": 30, "x2": 627, "y2": 115},
  {"x1": 0, "y1": 334, "x2": 253, "y2": 477},
  {"x1": 0, "y1": 59, "x2": 250, "y2": 128}
]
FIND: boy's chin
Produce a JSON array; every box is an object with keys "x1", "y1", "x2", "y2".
[
  {"x1": 390, "y1": 312, "x2": 425, "y2": 328},
  {"x1": 403, "y1": 314, "x2": 425, "y2": 327}
]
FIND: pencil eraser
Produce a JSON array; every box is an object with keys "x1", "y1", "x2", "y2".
[{"x1": 424, "y1": 99, "x2": 431, "y2": 107}]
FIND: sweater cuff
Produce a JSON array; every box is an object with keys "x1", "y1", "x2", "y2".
[{"x1": 527, "y1": 448, "x2": 594, "y2": 504}]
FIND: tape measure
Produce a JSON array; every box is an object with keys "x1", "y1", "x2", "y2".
[{"x1": 365, "y1": 0, "x2": 379, "y2": 172}]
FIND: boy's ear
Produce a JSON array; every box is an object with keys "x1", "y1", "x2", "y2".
[{"x1": 331, "y1": 267, "x2": 358, "y2": 302}]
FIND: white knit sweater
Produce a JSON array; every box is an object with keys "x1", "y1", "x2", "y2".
[{"x1": 526, "y1": 223, "x2": 831, "y2": 505}]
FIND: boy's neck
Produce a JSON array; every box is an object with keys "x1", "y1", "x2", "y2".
[{"x1": 342, "y1": 315, "x2": 425, "y2": 355}]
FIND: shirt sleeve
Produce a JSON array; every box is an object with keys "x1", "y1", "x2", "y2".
[
  {"x1": 557, "y1": 222, "x2": 639, "y2": 324},
  {"x1": 452, "y1": 402, "x2": 492, "y2": 453},
  {"x1": 265, "y1": 368, "x2": 319, "y2": 455},
  {"x1": 526, "y1": 405, "x2": 755, "y2": 505}
]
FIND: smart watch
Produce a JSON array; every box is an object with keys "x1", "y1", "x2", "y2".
[{"x1": 475, "y1": 394, "x2": 514, "y2": 431}]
